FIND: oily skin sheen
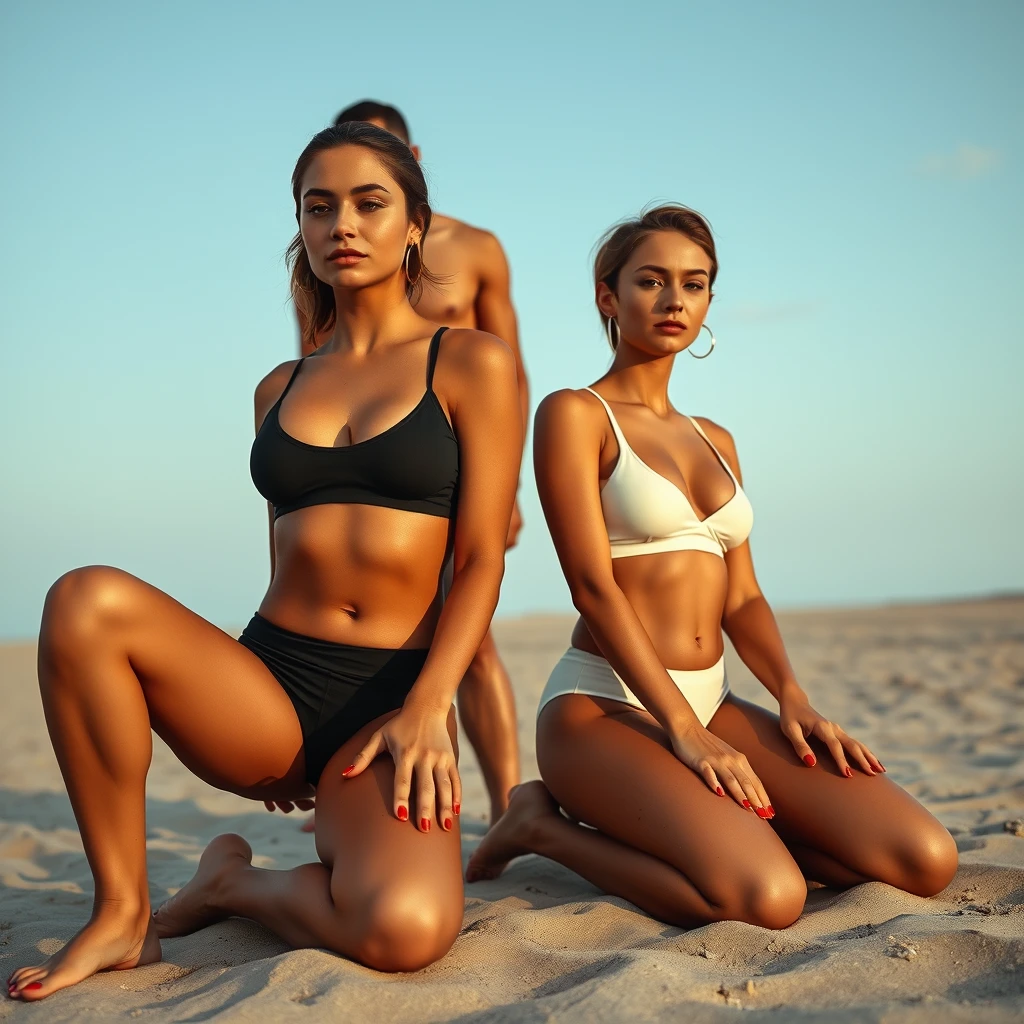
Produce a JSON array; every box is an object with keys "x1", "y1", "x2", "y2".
[
  {"x1": 8, "y1": 143, "x2": 521, "y2": 1000},
  {"x1": 466, "y1": 230, "x2": 958, "y2": 928}
]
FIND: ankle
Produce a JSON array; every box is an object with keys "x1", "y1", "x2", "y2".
[{"x1": 92, "y1": 894, "x2": 151, "y2": 922}]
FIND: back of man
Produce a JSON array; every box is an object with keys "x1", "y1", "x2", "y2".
[{"x1": 318, "y1": 101, "x2": 527, "y2": 826}]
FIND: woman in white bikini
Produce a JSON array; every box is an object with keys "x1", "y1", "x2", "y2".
[{"x1": 466, "y1": 205, "x2": 957, "y2": 928}]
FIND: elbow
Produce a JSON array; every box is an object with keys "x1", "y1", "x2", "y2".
[{"x1": 568, "y1": 574, "x2": 617, "y2": 620}]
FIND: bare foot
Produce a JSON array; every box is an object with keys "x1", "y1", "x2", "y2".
[
  {"x1": 299, "y1": 813, "x2": 315, "y2": 833},
  {"x1": 152, "y1": 833, "x2": 253, "y2": 940},
  {"x1": 465, "y1": 781, "x2": 560, "y2": 883},
  {"x1": 7, "y1": 903, "x2": 160, "y2": 1002}
]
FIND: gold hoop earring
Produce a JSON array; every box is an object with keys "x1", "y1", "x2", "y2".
[
  {"x1": 605, "y1": 317, "x2": 620, "y2": 351},
  {"x1": 689, "y1": 323, "x2": 716, "y2": 359},
  {"x1": 403, "y1": 242, "x2": 423, "y2": 286}
]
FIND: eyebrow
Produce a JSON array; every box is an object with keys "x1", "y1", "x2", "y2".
[
  {"x1": 301, "y1": 183, "x2": 392, "y2": 200},
  {"x1": 634, "y1": 264, "x2": 709, "y2": 277}
]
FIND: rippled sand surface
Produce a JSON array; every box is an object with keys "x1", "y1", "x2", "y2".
[{"x1": 1, "y1": 598, "x2": 1022, "y2": 1022}]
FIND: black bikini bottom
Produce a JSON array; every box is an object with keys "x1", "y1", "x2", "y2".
[{"x1": 238, "y1": 613, "x2": 429, "y2": 786}]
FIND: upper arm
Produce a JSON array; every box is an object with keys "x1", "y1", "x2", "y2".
[
  {"x1": 443, "y1": 331, "x2": 522, "y2": 569},
  {"x1": 695, "y1": 417, "x2": 762, "y2": 608},
  {"x1": 533, "y1": 391, "x2": 618, "y2": 598},
  {"x1": 473, "y1": 232, "x2": 523, "y2": 374}
]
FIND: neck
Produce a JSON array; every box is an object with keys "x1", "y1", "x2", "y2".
[
  {"x1": 602, "y1": 343, "x2": 678, "y2": 414},
  {"x1": 323, "y1": 273, "x2": 420, "y2": 354}
]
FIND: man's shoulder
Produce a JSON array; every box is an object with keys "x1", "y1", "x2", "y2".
[{"x1": 433, "y1": 214, "x2": 503, "y2": 256}]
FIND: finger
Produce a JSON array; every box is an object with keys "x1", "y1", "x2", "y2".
[
  {"x1": 344, "y1": 729, "x2": 384, "y2": 780},
  {"x1": 295, "y1": 798, "x2": 315, "y2": 811},
  {"x1": 392, "y1": 752, "x2": 413, "y2": 822},
  {"x1": 416, "y1": 757, "x2": 437, "y2": 832},
  {"x1": 818, "y1": 728, "x2": 852, "y2": 778},
  {"x1": 844, "y1": 738, "x2": 878, "y2": 775},
  {"x1": 451, "y1": 763, "x2": 463, "y2": 817},
  {"x1": 264, "y1": 801, "x2": 276, "y2": 813},
  {"x1": 277, "y1": 801, "x2": 295, "y2": 814},
  {"x1": 718, "y1": 769, "x2": 753, "y2": 812},
  {"x1": 783, "y1": 720, "x2": 817, "y2": 768},
  {"x1": 434, "y1": 763, "x2": 454, "y2": 831},
  {"x1": 738, "y1": 762, "x2": 773, "y2": 818},
  {"x1": 699, "y1": 762, "x2": 725, "y2": 797}
]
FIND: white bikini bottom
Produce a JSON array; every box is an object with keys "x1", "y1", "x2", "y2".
[{"x1": 537, "y1": 647, "x2": 729, "y2": 727}]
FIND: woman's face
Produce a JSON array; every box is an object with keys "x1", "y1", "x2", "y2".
[
  {"x1": 598, "y1": 230, "x2": 713, "y2": 357},
  {"x1": 298, "y1": 144, "x2": 420, "y2": 292}
]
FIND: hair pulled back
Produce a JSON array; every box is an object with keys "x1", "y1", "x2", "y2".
[
  {"x1": 594, "y1": 205, "x2": 717, "y2": 350},
  {"x1": 287, "y1": 121, "x2": 437, "y2": 350}
]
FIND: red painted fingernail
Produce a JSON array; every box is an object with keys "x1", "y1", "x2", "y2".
[
  {"x1": 421, "y1": 818, "x2": 430, "y2": 832},
  {"x1": 756, "y1": 807, "x2": 768, "y2": 818},
  {"x1": 444, "y1": 817, "x2": 452, "y2": 830},
  {"x1": 844, "y1": 767, "x2": 853, "y2": 778},
  {"x1": 27, "y1": 983, "x2": 42, "y2": 990},
  {"x1": 803, "y1": 754, "x2": 816, "y2": 767},
  {"x1": 768, "y1": 805, "x2": 776, "y2": 816},
  {"x1": 742, "y1": 799, "x2": 751, "y2": 809},
  {"x1": 341, "y1": 765, "x2": 355, "y2": 777},
  {"x1": 454, "y1": 803, "x2": 461, "y2": 815},
  {"x1": 396, "y1": 806, "x2": 408, "y2": 821},
  {"x1": 716, "y1": 787, "x2": 725, "y2": 797}
]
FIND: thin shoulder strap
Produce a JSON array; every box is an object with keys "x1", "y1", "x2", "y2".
[
  {"x1": 275, "y1": 358, "x2": 306, "y2": 406},
  {"x1": 583, "y1": 387, "x2": 630, "y2": 449},
  {"x1": 425, "y1": 327, "x2": 448, "y2": 391},
  {"x1": 686, "y1": 415, "x2": 736, "y2": 479}
]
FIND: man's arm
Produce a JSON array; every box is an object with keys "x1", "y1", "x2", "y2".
[{"x1": 474, "y1": 232, "x2": 528, "y2": 448}]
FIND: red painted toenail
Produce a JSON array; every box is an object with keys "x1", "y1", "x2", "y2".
[
  {"x1": 396, "y1": 806, "x2": 408, "y2": 821},
  {"x1": 803, "y1": 754, "x2": 816, "y2": 767},
  {"x1": 27, "y1": 983, "x2": 43, "y2": 990}
]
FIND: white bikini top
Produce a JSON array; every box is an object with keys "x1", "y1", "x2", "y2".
[{"x1": 584, "y1": 388, "x2": 754, "y2": 560}]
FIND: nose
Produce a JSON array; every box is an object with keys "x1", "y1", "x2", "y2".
[
  {"x1": 661, "y1": 289, "x2": 685, "y2": 313},
  {"x1": 330, "y1": 204, "x2": 358, "y2": 240}
]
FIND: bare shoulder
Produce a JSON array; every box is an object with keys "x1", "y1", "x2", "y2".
[
  {"x1": 254, "y1": 359, "x2": 301, "y2": 416},
  {"x1": 535, "y1": 387, "x2": 607, "y2": 439},
  {"x1": 692, "y1": 416, "x2": 741, "y2": 469},
  {"x1": 439, "y1": 215, "x2": 507, "y2": 265},
  {"x1": 438, "y1": 327, "x2": 515, "y2": 379}
]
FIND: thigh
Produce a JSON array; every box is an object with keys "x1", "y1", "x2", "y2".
[
  {"x1": 313, "y1": 708, "x2": 464, "y2": 925},
  {"x1": 536, "y1": 695, "x2": 797, "y2": 891},
  {"x1": 708, "y1": 696, "x2": 952, "y2": 885},
  {"x1": 50, "y1": 566, "x2": 308, "y2": 798}
]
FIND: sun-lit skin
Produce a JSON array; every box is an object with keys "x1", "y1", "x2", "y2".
[
  {"x1": 7, "y1": 140, "x2": 521, "y2": 1000},
  {"x1": 298, "y1": 119, "x2": 525, "y2": 829},
  {"x1": 466, "y1": 226, "x2": 958, "y2": 929}
]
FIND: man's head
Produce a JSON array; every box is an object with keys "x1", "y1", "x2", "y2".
[{"x1": 333, "y1": 100, "x2": 420, "y2": 160}]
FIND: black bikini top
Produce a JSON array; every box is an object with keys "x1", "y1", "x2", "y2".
[{"x1": 251, "y1": 327, "x2": 458, "y2": 520}]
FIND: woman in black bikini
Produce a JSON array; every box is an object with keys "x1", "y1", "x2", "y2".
[{"x1": 7, "y1": 121, "x2": 521, "y2": 1001}]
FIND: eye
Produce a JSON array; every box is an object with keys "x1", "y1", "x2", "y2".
[
  {"x1": 305, "y1": 202, "x2": 330, "y2": 215},
  {"x1": 685, "y1": 281, "x2": 706, "y2": 291},
  {"x1": 358, "y1": 198, "x2": 385, "y2": 212},
  {"x1": 638, "y1": 277, "x2": 663, "y2": 288}
]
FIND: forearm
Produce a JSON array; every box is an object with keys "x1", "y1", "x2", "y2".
[
  {"x1": 575, "y1": 583, "x2": 703, "y2": 737},
  {"x1": 722, "y1": 595, "x2": 804, "y2": 703},
  {"x1": 404, "y1": 553, "x2": 505, "y2": 713}
]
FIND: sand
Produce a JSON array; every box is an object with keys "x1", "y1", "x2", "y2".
[{"x1": 1, "y1": 598, "x2": 1023, "y2": 1022}]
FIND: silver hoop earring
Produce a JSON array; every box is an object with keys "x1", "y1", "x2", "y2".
[
  {"x1": 605, "y1": 317, "x2": 620, "y2": 350},
  {"x1": 403, "y1": 242, "x2": 422, "y2": 286},
  {"x1": 689, "y1": 323, "x2": 716, "y2": 359}
]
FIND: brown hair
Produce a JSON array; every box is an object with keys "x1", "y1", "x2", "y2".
[
  {"x1": 287, "y1": 121, "x2": 437, "y2": 350},
  {"x1": 594, "y1": 205, "x2": 718, "y2": 350}
]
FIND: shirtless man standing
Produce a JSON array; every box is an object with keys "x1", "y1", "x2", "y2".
[{"x1": 297, "y1": 100, "x2": 526, "y2": 826}]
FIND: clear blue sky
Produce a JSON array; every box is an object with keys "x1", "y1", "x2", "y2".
[{"x1": 1, "y1": 1, "x2": 1021, "y2": 639}]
